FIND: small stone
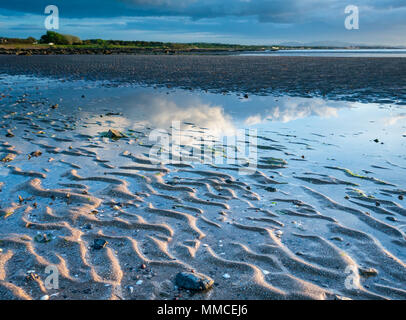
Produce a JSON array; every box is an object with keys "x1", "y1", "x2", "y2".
[
  {"x1": 175, "y1": 272, "x2": 214, "y2": 291},
  {"x1": 265, "y1": 187, "x2": 277, "y2": 192},
  {"x1": 92, "y1": 239, "x2": 108, "y2": 250},
  {"x1": 275, "y1": 230, "x2": 283, "y2": 237},
  {"x1": 51, "y1": 104, "x2": 58, "y2": 109},
  {"x1": 40, "y1": 295, "x2": 50, "y2": 300},
  {"x1": 358, "y1": 267, "x2": 378, "y2": 277},
  {"x1": 34, "y1": 233, "x2": 53, "y2": 243},
  {"x1": 398, "y1": 195, "x2": 404, "y2": 201},
  {"x1": 222, "y1": 273, "x2": 231, "y2": 279},
  {"x1": 5, "y1": 130, "x2": 14, "y2": 138},
  {"x1": 136, "y1": 280, "x2": 143, "y2": 285},
  {"x1": 30, "y1": 150, "x2": 42, "y2": 158},
  {"x1": 107, "y1": 129, "x2": 125, "y2": 139},
  {"x1": 140, "y1": 264, "x2": 147, "y2": 270}
]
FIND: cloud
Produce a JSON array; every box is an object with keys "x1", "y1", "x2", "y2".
[
  {"x1": 1, "y1": 0, "x2": 405, "y2": 23},
  {"x1": 1, "y1": 0, "x2": 406, "y2": 45}
]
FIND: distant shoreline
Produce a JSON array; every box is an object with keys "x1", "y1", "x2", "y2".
[{"x1": 1, "y1": 45, "x2": 405, "y2": 56}]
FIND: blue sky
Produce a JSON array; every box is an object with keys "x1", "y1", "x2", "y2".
[{"x1": 0, "y1": 0, "x2": 405, "y2": 45}]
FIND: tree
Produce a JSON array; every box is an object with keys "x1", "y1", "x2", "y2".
[{"x1": 39, "y1": 31, "x2": 81, "y2": 45}]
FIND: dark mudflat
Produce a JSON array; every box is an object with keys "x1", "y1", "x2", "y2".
[{"x1": 0, "y1": 55, "x2": 405, "y2": 104}]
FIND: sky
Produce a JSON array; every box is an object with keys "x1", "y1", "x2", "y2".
[{"x1": 0, "y1": 0, "x2": 405, "y2": 45}]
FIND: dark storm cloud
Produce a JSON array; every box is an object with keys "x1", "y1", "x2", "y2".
[{"x1": 1, "y1": 0, "x2": 405, "y2": 23}]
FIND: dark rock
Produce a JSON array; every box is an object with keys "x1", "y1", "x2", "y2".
[
  {"x1": 358, "y1": 267, "x2": 378, "y2": 277},
  {"x1": 5, "y1": 130, "x2": 14, "y2": 138},
  {"x1": 175, "y1": 272, "x2": 214, "y2": 291},
  {"x1": 93, "y1": 239, "x2": 108, "y2": 250},
  {"x1": 399, "y1": 195, "x2": 404, "y2": 201},
  {"x1": 30, "y1": 150, "x2": 42, "y2": 158},
  {"x1": 265, "y1": 187, "x2": 277, "y2": 192}
]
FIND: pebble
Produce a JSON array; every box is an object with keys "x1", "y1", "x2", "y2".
[
  {"x1": 175, "y1": 272, "x2": 214, "y2": 291},
  {"x1": 275, "y1": 230, "x2": 283, "y2": 237},
  {"x1": 265, "y1": 187, "x2": 277, "y2": 192},
  {"x1": 136, "y1": 280, "x2": 143, "y2": 285},
  {"x1": 359, "y1": 267, "x2": 378, "y2": 277},
  {"x1": 92, "y1": 239, "x2": 108, "y2": 250},
  {"x1": 40, "y1": 295, "x2": 50, "y2": 300},
  {"x1": 222, "y1": 273, "x2": 231, "y2": 279}
]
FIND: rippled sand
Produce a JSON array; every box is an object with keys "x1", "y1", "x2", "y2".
[{"x1": 0, "y1": 76, "x2": 405, "y2": 300}]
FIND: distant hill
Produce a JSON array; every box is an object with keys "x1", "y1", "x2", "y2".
[{"x1": 278, "y1": 40, "x2": 405, "y2": 48}]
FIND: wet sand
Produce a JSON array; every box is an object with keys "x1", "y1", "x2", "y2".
[
  {"x1": 0, "y1": 67, "x2": 405, "y2": 300},
  {"x1": 0, "y1": 55, "x2": 406, "y2": 104}
]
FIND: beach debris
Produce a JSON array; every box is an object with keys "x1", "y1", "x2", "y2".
[
  {"x1": 40, "y1": 295, "x2": 50, "y2": 300},
  {"x1": 1, "y1": 153, "x2": 16, "y2": 163},
  {"x1": 140, "y1": 264, "x2": 147, "y2": 270},
  {"x1": 358, "y1": 267, "x2": 378, "y2": 278},
  {"x1": 5, "y1": 130, "x2": 14, "y2": 137},
  {"x1": 34, "y1": 233, "x2": 54, "y2": 243},
  {"x1": 243, "y1": 94, "x2": 249, "y2": 99},
  {"x1": 222, "y1": 273, "x2": 231, "y2": 279},
  {"x1": 29, "y1": 150, "x2": 42, "y2": 159},
  {"x1": 175, "y1": 272, "x2": 214, "y2": 291},
  {"x1": 92, "y1": 238, "x2": 108, "y2": 250},
  {"x1": 373, "y1": 139, "x2": 379, "y2": 143},
  {"x1": 51, "y1": 104, "x2": 58, "y2": 109},
  {"x1": 25, "y1": 270, "x2": 39, "y2": 281},
  {"x1": 136, "y1": 280, "x2": 143, "y2": 285},
  {"x1": 262, "y1": 270, "x2": 270, "y2": 275}
]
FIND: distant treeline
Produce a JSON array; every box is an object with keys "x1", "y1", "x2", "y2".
[
  {"x1": 80, "y1": 39, "x2": 267, "y2": 49},
  {"x1": 1, "y1": 32, "x2": 270, "y2": 49},
  {"x1": 0, "y1": 37, "x2": 36, "y2": 44}
]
